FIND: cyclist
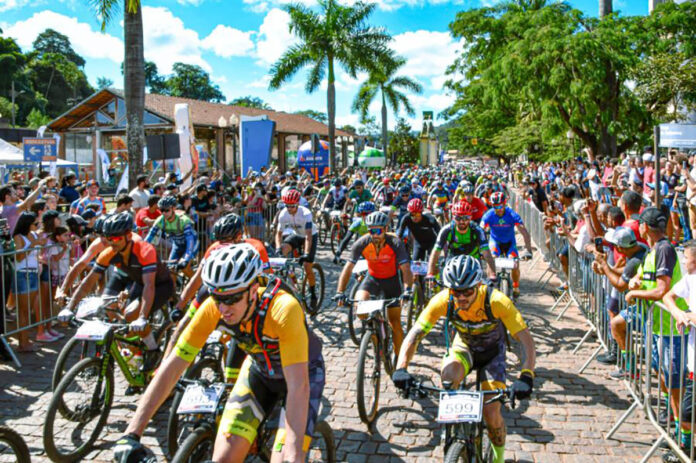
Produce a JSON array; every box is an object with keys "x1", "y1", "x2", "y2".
[
  {"x1": 454, "y1": 182, "x2": 487, "y2": 221},
  {"x1": 113, "y1": 244, "x2": 325, "y2": 463},
  {"x1": 60, "y1": 212, "x2": 174, "y2": 371},
  {"x1": 144, "y1": 195, "x2": 198, "y2": 278},
  {"x1": 347, "y1": 179, "x2": 373, "y2": 207},
  {"x1": 397, "y1": 198, "x2": 441, "y2": 261},
  {"x1": 335, "y1": 211, "x2": 413, "y2": 357},
  {"x1": 427, "y1": 201, "x2": 496, "y2": 282},
  {"x1": 410, "y1": 178, "x2": 426, "y2": 200},
  {"x1": 276, "y1": 189, "x2": 319, "y2": 309},
  {"x1": 481, "y1": 192, "x2": 534, "y2": 299},
  {"x1": 392, "y1": 255, "x2": 536, "y2": 463},
  {"x1": 391, "y1": 185, "x2": 413, "y2": 223},
  {"x1": 375, "y1": 178, "x2": 396, "y2": 206},
  {"x1": 428, "y1": 180, "x2": 451, "y2": 217},
  {"x1": 333, "y1": 201, "x2": 375, "y2": 263},
  {"x1": 321, "y1": 178, "x2": 347, "y2": 212}
]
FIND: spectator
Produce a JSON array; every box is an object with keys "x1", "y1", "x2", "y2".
[
  {"x1": 74, "y1": 180, "x2": 106, "y2": 216},
  {"x1": 113, "y1": 193, "x2": 134, "y2": 214},
  {"x1": 135, "y1": 195, "x2": 162, "y2": 230},
  {"x1": 129, "y1": 175, "x2": 151, "y2": 210},
  {"x1": 618, "y1": 190, "x2": 646, "y2": 245},
  {"x1": 59, "y1": 172, "x2": 80, "y2": 204},
  {"x1": 0, "y1": 178, "x2": 48, "y2": 235}
]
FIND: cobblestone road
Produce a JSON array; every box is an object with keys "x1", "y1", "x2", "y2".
[{"x1": 0, "y1": 243, "x2": 665, "y2": 462}]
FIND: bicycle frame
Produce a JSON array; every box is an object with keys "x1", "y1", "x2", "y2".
[{"x1": 356, "y1": 298, "x2": 400, "y2": 374}]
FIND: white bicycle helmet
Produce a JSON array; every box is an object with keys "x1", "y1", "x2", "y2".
[
  {"x1": 442, "y1": 255, "x2": 483, "y2": 290},
  {"x1": 202, "y1": 243, "x2": 263, "y2": 294},
  {"x1": 365, "y1": 211, "x2": 389, "y2": 228}
]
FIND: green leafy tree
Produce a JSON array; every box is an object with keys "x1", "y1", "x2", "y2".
[
  {"x1": 357, "y1": 115, "x2": 380, "y2": 143},
  {"x1": 32, "y1": 29, "x2": 86, "y2": 67},
  {"x1": 26, "y1": 52, "x2": 92, "y2": 117},
  {"x1": 25, "y1": 108, "x2": 52, "y2": 128},
  {"x1": 230, "y1": 96, "x2": 272, "y2": 109},
  {"x1": 96, "y1": 77, "x2": 114, "y2": 89},
  {"x1": 166, "y1": 63, "x2": 225, "y2": 102},
  {"x1": 352, "y1": 53, "x2": 422, "y2": 164},
  {"x1": 293, "y1": 109, "x2": 327, "y2": 123},
  {"x1": 0, "y1": 97, "x2": 17, "y2": 121},
  {"x1": 0, "y1": 35, "x2": 26, "y2": 95},
  {"x1": 143, "y1": 61, "x2": 167, "y2": 94},
  {"x1": 92, "y1": 0, "x2": 146, "y2": 189},
  {"x1": 388, "y1": 117, "x2": 419, "y2": 164},
  {"x1": 269, "y1": 0, "x2": 393, "y2": 172}
]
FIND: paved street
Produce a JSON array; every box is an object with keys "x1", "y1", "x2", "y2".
[{"x1": 0, "y1": 242, "x2": 664, "y2": 462}]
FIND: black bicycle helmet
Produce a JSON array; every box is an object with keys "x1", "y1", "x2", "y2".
[
  {"x1": 399, "y1": 185, "x2": 411, "y2": 195},
  {"x1": 212, "y1": 214, "x2": 243, "y2": 241},
  {"x1": 333, "y1": 178, "x2": 343, "y2": 187},
  {"x1": 102, "y1": 212, "x2": 134, "y2": 237},
  {"x1": 93, "y1": 215, "x2": 107, "y2": 235},
  {"x1": 157, "y1": 195, "x2": 178, "y2": 210},
  {"x1": 442, "y1": 255, "x2": 483, "y2": 290}
]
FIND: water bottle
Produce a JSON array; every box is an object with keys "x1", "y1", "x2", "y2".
[{"x1": 121, "y1": 348, "x2": 143, "y2": 376}]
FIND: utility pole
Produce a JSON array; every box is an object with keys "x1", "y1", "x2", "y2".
[{"x1": 10, "y1": 81, "x2": 18, "y2": 128}]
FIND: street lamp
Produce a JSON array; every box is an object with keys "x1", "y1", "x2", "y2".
[
  {"x1": 566, "y1": 129, "x2": 576, "y2": 156},
  {"x1": 229, "y1": 114, "x2": 239, "y2": 175}
]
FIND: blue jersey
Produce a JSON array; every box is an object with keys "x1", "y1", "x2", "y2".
[{"x1": 480, "y1": 206, "x2": 523, "y2": 244}]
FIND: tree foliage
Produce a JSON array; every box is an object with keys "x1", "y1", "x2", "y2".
[
  {"x1": 294, "y1": 109, "x2": 327, "y2": 123},
  {"x1": 165, "y1": 63, "x2": 225, "y2": 102},
  {"x1": 25, "y1": 108, "x2": 52, "y2": 128},
  {"x1": 97, "y1": 77, "x2": 114, "y2": 89},
  {"x1": 32, "y1": 29, "x2": 86, "y2": 67},
  {"x1": 230, "y1": 96, "x2": 272, "y2": 109},
  {"x1": 388, "y1": 117, "x2": 419, "y2": 164}
]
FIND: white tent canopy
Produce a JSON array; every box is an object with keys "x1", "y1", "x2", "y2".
[{"x1": 0, "y1": 138, "x2": 77, "y2": 168}]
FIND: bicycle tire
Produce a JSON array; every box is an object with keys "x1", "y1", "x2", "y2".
[
  {"x1": 406, "y1": 282, "x2": 425, "y2": 332},
  {"x1": 308, "y1": 420, "x2": 336, "y2": 463},
  {"x1": 0, "y1": 425, "x2": 31, "y2": 463},
  {"x1": 302, "y1": 263, "x2": 325, "y2": 316},
  {"x1": 498, "y1": 274, "x2": 511, "y2": 300},
  {"x1": 170, "y1": 426, "x2": 215, "y2": 463},
  {"x1": 356, "y1": 332, "x2": 381, "y2": 425},
  {"x1": 52, "y1": 337, "x2": 98, "y2": 419},
  {"x1": 329, "y1": 224, "x2": 342, "y2": 256},
  {"x1": 347, "y1": 280, "x2": 360, "y2": 346},
  {"x1": 167, "y1": 357, "x2": 224, "y2": 457},
  {"x1": 444, "y1": 440, "x2": 474, "y2": 463},
  {"x1": 43, "y1": 357, "x2": 114, "y2": 462}
]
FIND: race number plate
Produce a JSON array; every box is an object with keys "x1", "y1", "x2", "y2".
[
  {"x1": 495, "y1": 257, "x2": 516, "y2": 270},
  {"x1": 75, "y1": 297, "x2": 104, "y2": 319},
  {"x1": 330, "y1": 210, "x2": 342, "y2": 218},
  {"x1": 411, "y1": 261, "x2": 428, "y2": 276},
  {"x1": 206, "y1": 330, "x2": 222, "y2": 344},
  {"x1": 177, "y1": 384, "x2": 225, "y2": 414},
  {"x1": 356, "y1": 300, "x2": 383, "y2": 316},
  {"x1": 352, "y1": 260, "x2": 368, "y2": 274},
  {"x1": 437, "y1": 391, "x2": 483, "y2": 423},
  {"x1": 74, "y1": 320, "x2": 111, "y2": 341},
  {"x1": 269, "y1": 257, "x2": 287, "y2": 269}
]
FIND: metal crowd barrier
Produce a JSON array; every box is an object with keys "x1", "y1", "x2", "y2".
[{"x1": 510, "y1": 188, "x2": 696, "y2": 462}]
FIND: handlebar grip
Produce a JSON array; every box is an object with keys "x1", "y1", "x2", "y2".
[{"x1": 170, "y1": 309, "x2": 184, "y2": 323}]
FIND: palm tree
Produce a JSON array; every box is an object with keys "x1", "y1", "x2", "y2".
[
  {"x1": 599, "y1": 0, "x2": 612, "y2": 17},
  {"x1": 269, "y1": 0, "x2": 392, "y2": 172},
  {"x1": 91, "y1": 0, "x2": 144, "y2": 189},
  {"x1": 352, "y1": 54, "x2": 422, "y2": 165}
]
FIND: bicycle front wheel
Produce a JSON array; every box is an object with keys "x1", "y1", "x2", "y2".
[
  {"x1": 302, "y1": 263, "x2": 326, "y2": 316},
  {"x1": 171, "y1": 427, "x2": 215, "y2": 463},
  {"x1": 347, "y1": 281, "x2": 361, "y2": 346},
  {"x1": 307, "y1": 420, "x2": 336, "y2": 463},
  {"x1": 444, "y1": 440, "x2": 474, "y2": 463},
  {"x1": 356, "y1": 332, "x2": 381, "y2": 425},
  {"x1": 43, "y1": 356, "x2": 114, "y2": 462},
  {"x1": 329, "y1": 224, "x2": 342, "y2": 255},
  {"x1": 0, "y1": 425, "x2": 30, "y2": 463}
]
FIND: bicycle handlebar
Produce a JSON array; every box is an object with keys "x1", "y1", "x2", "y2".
[{"x1": 405, "y1": 379, "x2": 516, "y2": 409}]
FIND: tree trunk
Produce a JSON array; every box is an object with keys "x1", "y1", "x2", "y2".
[
  {"x1": 124, "y1": 1, "x2": 145, "y2": 190},
  {"x1": 599, "y1": 0, "x2": 612, "y2": 17},
  {"x1": 381, "y1": 91, "x2": 389, "y2": 165},
  {"x1": 327, "y1": 58, "x2": 337, "y2": 173}
]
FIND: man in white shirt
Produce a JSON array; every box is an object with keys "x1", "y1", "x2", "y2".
[{"x1": 128, "y1": 175, "x2": 151, "y2": 210}]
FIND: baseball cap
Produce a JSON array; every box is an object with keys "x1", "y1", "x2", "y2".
[
  {"x1": 639, "y1": 207, "x2": 667, "y2": 228},
  {"x1": 606, "y1": 227, "x2": 637, "y2": 248},
  {"x1": 642, "y1": 153, "x2": 654, "y2": 162},
  {"x1": 86, "y1": 179, "x2": 99, "y2": 187}
]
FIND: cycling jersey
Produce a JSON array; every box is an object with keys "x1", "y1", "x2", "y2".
[
  {"x1": 397, "y1": 213, "x2": 440, "y2": 245},
  {"x1": 278, "y1": 205, "x2": 317, "y2": 236},
  {"x1": 430, "y1": 188, "x2": 451, "y2": 205},
  {"x1": 348, "y1": 189, "x2": 373, "y2": 205},
  {"x1": 434, "y1": 222, "x2": 488, "y2": 259},
  {"x1": 175, "y1": 287, "x2": 322, "y2": 378},
  {"x1": 94, "y1": 239, "x2": 171, "y2": 285},
  {"x1": 460, "y1": 197, "x2": 487, "y2": 221},
  {"x1": 145, "y1": 212, "x2": 198, "y2": 264},
  {"x1": 480, "y1": 206, "x2": 523, "y2": 244},
  {"x1": 375, "y1": 186, "x2": 396, "y2": 205},
  {"x1": 348, "y1": 217, "x2": 368, "y2": 236},
  {"x1": 348, "y1": 233, "x2": 409, "y2": 279},
  {"x1": 411, "y1": 184, "x2": 426, "y2": 199}
]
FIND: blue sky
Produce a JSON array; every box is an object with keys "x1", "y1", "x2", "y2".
[{"x1": 0, "y1": 0, "x2": 649, "y2": 129}]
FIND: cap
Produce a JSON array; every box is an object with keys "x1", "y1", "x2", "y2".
[
  {"x1": 643, "y1": 153, "x2": 654, "y2": 162},
  {"x1": 606, "y1": 227, "x2": 637, "y2": 248},
  {"x1": 639, "y1": 207, "x2": 667, "y2": 228},
  {"x1": 86, "y1": 179, "x2": 99, "y2": 187}
]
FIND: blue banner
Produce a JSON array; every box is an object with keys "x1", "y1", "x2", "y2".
[
  {"x1": 240, "y1": 119, "x2": 275, "y2": 177},
  {"x1": 23, "y1": 137, "x2": 57, "y2": 162},
  {"x1": 659, "y1": 124, "x2": 696, "y2": 148}
]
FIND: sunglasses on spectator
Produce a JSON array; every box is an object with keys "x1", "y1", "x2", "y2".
[
  {"x1": 451, "y1": 287, "x2": 476, "y2": 298},
  {"x1": 212, "y1": 288, "x2": 248, "y2": 305},
  {"x1": 369, "y1": 228, "x2": 384, "y2": 236}
]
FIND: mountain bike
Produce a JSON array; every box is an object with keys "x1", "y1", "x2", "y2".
[
  {"x1": 344, "y1": 259, "x2": 368, "y2": 346},
  {"x1": 351, "y1": 297, "x2": 401, "y2": 427},
  {"x1": 403, "y1": 369, "x2": 515, "y2": 462},
  {"x1": 170, "y1": 377, "x2": 336, "y2": 462},
  {"x1": 404, "y1": 260, "x2": 428, "y2": 332},
  {"x1": 329, "y1": 210, "x2": 351, "y2": 256},
  {"x1": 0, "y1": 425, "x2": 30, "y2": 463},
  {"x1": 268, "y1": 256, "x2": 325, "y2": 316},
  {"x1": 43, "y1": 309, "x2": 171, "y2": 462},
  {"x1": 494, "y1": 257, "x2": 516, "y2": 300}
]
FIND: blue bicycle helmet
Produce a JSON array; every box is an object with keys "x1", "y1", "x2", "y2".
[{"x1": 357, "y1": 201, "x2": 376, "y2": 215}]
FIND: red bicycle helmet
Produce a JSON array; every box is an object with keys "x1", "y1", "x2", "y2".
[
  {"x1": 490, "y1": 192, "x2": 506, "y2": 208},
  {"x1": 407, "y1": 198, "x2": 424, "y2": 213},
  {"x1": 382, "y1": 178, "x2": 390, "y2": 185},
  {"x1": 451, "y1": 201, "x2": 473, "y2": 217},
  {"x1": 282, "y1": 189, "x2": 301, "y2": 205}
]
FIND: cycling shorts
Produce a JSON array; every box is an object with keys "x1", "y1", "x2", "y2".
[
  {"x1": 126, "y1": 278, "x2": 174, "y2": 314},
  {"x1": 489, "y1": 239, "x2": 518, "y2": 258},
  {"x1": 218, "y1": 355, "x2": 325, "y2": 452},
  {"x1": 283, "y1": 234, "x2": 318, "y2": 263},
  {"x1": 412, "y1": 239, "x2": 435, "y2": 262},
  {"x1": 444, "y1": 336, "x2": 507, "y2": 391},
  {"x1": 104, "y1": 270, "x2": 132, "y2": 296},
  {"x1": 357, "y1": 274, "x2": 401, "y2": 308}
]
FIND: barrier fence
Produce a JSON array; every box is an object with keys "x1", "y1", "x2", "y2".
[{"x1": 511, "y1": 189, "x2": 696, "y2": 462}]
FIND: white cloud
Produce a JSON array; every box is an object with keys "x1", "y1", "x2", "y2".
[
  {"x1": 409, "y1": 92, "x2": 452, "y2": 113},
  {"x1": 246, "y1": 75, "x2": 272, "y2": 89},
  {"x1": 2, "y1": 10, "x2": 123, "y2": 62},
  {"x1": 241, "y1": 0, "x2": 463, "y2": 13},
  {"x1": 255, "y1": 8, "x2": 298, "y2": 65},
  {"x1": 177, "y1": 0, "x2": 205, "y2": 5},
  {"x1": 0, "y1": 0, "x2": 29, "y2": 12},
  {"x1": 392, "y1": 30, "x2": 462, "y2": 79},
  {"x1": 201, "y1": 25, "x2": 255, "y2": 58}
]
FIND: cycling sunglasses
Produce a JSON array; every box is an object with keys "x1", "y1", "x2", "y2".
[
  {"x1": 161, "y1": 208, "x2": 172, "y2": 213},
  {"x1": 451, "y1": 287, "x2": 476, "y2": 298},
  {"x1": 212, "y1": 289, "x2": 247, "y2": 305},
  {"x1": 493, "y1": 205, "x2": 505, "y2": 210},
  {"x1": 369, "y1": 227, "x2": 384, "y2": 236},
  {"x1": 453, "y1": 215, "x2": 471, "y2": 222},
  {"x1": 286, "y1": 204, "x2": 298, "y2": 209},
  {"x1": 106, "y1": 235, "x2": 125, "y2": 242}
]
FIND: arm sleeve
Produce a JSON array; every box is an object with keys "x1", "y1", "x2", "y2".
[
  {"x1": 174, "y1": 299, "x2": 220, "y2": 362},
  {"x1": 490, "y1": 289, "x2": 527, "y2": 336},
  {"x1": 434, "y1": 226, "x2": 449, "y2": 252},
  {"x1": 135, "y1": 242, "x2": 158, "y2": 274},
  {"x1": 432, "y1": 215, "x2": 442, "y2": 235},
  {"x1": 183, "y1": 224, "x2": 198, "y2": 262},
  {"x1": 271, "y1": 293, "x2": 309, "y2": 367},
  {"x1": 396, "y1": 215, "x2": 408, "y2": 239},
  {"x1": 337, "y1": 230, "x2": 354, "y2": 255},
  {"x1": 415, "y1": 289, "x2": 449, "y2": 334},
  {"x1": 348, "y1": 236, "x2": 366, "y2": 264}
]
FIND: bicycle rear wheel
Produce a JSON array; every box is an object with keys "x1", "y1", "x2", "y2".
[
  {"x1": 171, "y1": 427, "x2": 215, "y2": 463},
  {"x1": 356, "y1": 332, "x2": 381, "y2": 425},
  {"x1": 302, "y1": 263, "x2": 325, "y2": 316},
  {"x1": 0, "y1": 425, "x2": 30, "y2": 463}
]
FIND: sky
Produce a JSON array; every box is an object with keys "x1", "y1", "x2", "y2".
[{"x1": 0, "y1": 0, "x2": 649, "y2": 130}]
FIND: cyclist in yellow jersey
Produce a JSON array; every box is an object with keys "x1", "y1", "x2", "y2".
[
  {"x1": 392, "y1": 255, "x2": 536, "y2": 463},
  {"x1": 113, "y1": 243, "x2": 324, "y2": 463}
]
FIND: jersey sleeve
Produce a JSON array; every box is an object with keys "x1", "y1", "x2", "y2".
[
  {"x1": 94, "y1": 246, "x2": 117, "y2": 273},
  {"x1": 416, "y1": 289, "x2": 449, "y2": 334},
  {"x1": 475, "y1": 225, "x2": 489, "y2": 251},
  {"x1": 133, "y1": 241, "x2": 158, "y2": 274},
  {"x1": 269, "y1": 292, "x2": 309, "y2": 367},
  {"x1": 174, "y1": 298, "x2": 221, "y2": 362},
  {"x1": 434, "y1": 225, "x2": 450, "y2": 252},
  {"x1": 510, "y1": 209, "x2": 523, "y2": 226},
  {"x1": 391, "y1": 235, "x2": 410, "y2": 266},
  {"x1": 489, "y1": 289, "x2": 527, "y2": 336},
  {"x1": 349, "y1": 235, "x2": 369, "y2": 264}
]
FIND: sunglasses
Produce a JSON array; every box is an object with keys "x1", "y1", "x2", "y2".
[
  {"x1": 161, "y1": 208, "x2": 172, "y2": 213},
  {"x1": 410, "y1": 213, "x2": 421, "y2": 217},
  {"x1": 212, "y1": 288, "x2": 247, "y2": 305},
  {"x1": 369, "y1": 228, "x2": 384, "y2": 236},
  {"x1": 493, "y1": 205, "x2": 505, "y2": 210},
  {"x1": 106, "y1": 235, "x2": 125, "y2": 242},
  {"x1": 452, "y1": 288, "x2": 476, "y2": 298},
  {"x1": 453, "y1": 215, "x2": 471, "y2": 222},
  {"x1": 286, "y1": 205, "x2": 298, "y2": 209}
]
